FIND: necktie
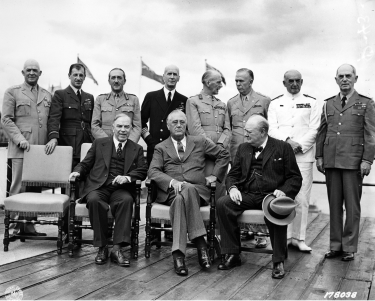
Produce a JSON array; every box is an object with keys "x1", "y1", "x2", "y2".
[
  {"x1": 167, "y1": 92, "x2": 172, "y2": 106},
  {"x1": 177, "y1": 141, "x2": 184, "y2": 161},
  {"x1": 242, "y1": 96, "x2": 247, "y2": 107},
  {"x1": 254, "y1": 146, "x2": 263, "y2": 153},
  {"x1": 77, "y1": 90, "x2": 81, "y2": 102},
  {"x1": 31, "y1": 86, "x2": 38, "y2": 100},
  {"x1": 115, "y1": 93, "x2": 120, "y2": 105},
  {"x1": 117, "y1": 143, "x2": 123, "y2": 158},
  {"x1": 341, "y1": 96, "x2": 347, "y2": 108}
]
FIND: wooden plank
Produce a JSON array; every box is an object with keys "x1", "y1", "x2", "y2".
[
  {"x1": 368, "y1": 270, "x2": 375, "y2": 300},
  {"x1": 336, "y1": 279, "x2": 370, "y2": 300},
  {"x1": 301, "y1": 274, "x2": 342, "y2": 300}
]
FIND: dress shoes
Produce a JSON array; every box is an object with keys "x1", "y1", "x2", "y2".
[
  {"x1": 197, "y1": 248, "x2": 211, "y2": 269},
  {"x1": 291, "y1": 239, "x2": 312, "y2": 252},
  {"x1": 95, "y1": 245, "x2": 109, "y2": 265},
  {"x1": 110, "y1": 250, "x2": 130, "y2": 267},
  {"x1": 272, "y1": 262, "x2": 285, "y2": 279},
  {"x1": 325, "y1": 250, "x2": 342, "y2": 259},
  {"x1": 174, "y1": 257, "x2": 188, "y2": 276},
  {"x1": 341, "y1": 252, "x2": 354, "y2": 261},
  {"x1": 255, "y1": 237, "x2": 268, "y2": 248},
  {"x1": 217, "y1": 254, "x2": 241, "y2": 270}
]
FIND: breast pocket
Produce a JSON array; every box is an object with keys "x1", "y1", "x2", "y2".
[
  {"x1": 230, "y1": 109, "x2": 243, "y2": 126},
  {"x1": 326, "y1": 110, "x2": 335, "y2": 125},
  {"x1": 120, "y1": 106, "x2": 134, "y2": 119},
  {"x1": 63, "y1": 103, "x2": 79, "y2": 120},
  {"x1": 198, "y1": 106, "x2": 212, "y2": 126},
  {"x1": 15, "y1": 99, "x2": 31, "y2": 117},
  {"x1": 351, "y1": 109, "x2": 365, "y2": 128},
  {"x1": 215, "y1": 108, "x2": 226, "y2": 126}
]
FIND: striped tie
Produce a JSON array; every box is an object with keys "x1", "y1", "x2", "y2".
[
  {"x1": 177, "y1": 141, "x2": 184, "y2": 161},
  {"x1": 117, "y1": 143, "x2": 123, "y2": 158}
]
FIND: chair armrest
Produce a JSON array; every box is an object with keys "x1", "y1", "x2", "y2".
[{"x1": 69, "y1": 175, "x2": 81, "y2": 202}]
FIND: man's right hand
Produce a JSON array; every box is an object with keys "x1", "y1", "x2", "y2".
[
  {"x1": 45, "y1": 138, "x2": 58, "y2": 155},
  {"x1": 171, "y1": 179, "x2": 185, "y2": 195},
  {"x1": 316, "y1": 157, "x2": 325, "y2": 174},
  {"x1": 229, "y1": 187, "x2": 242, "y2": 205},
  {"x1": 19, "y1": 140, "x2": 30, "y2": 152},
  {"x1": 286, "y1": 138, "x2": 302, "y2": 154},
  {"x1": 69, "y1": 172, "x2": 80, "y2": 181}
]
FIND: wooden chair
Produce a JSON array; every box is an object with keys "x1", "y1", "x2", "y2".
[
  {"x1": 3, "y1": 145, "x2": 73, "y2": 254},
  {"x1": 68, "y1": 143, "x2": 141, "y2": 259}
]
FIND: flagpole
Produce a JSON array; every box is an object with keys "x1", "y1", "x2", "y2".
[
  {"x1": 77, "y1": 53, "x2": 79, "y2": 63},
  {"x1": 139, "y1": 56, "x2": 142, "y2": 103}
]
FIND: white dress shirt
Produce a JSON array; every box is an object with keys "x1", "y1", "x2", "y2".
[
  {"x1": 255, "y1": 136, "x2": 268, "y2": 159},
  {"x1": 69, "y1": 84, "x2": 81, "y2": 96},
  {"x1": 164, "y1": 87, "x2": 176, "y2": 102},
  {"x1": 169, "y1": 136, "x2": 187, "y2": 187}
]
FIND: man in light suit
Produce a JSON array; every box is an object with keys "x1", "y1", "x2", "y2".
[
  {"x1": 2, "y1": 59, "x2": 52, "y2": 235},
  {"x1": 141, "y1": 65, "x2": 187, "y2": 165},
  {"x1": 268, "y1": 70, "x2": 321, "y2": 252},
  {"x1": 69, "y1": 114, "x2": 147, "y2": 266},
  {"x1": 216, "y1": 115, "x2": 302, "y2": 279},
  {"x1": 148, "y1": 110, "x2": 230, "y2": 276}
]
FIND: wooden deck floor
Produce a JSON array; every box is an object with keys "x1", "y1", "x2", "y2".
[{"x1": 0, "y1": 212, "x2": 374, "y2": 300}]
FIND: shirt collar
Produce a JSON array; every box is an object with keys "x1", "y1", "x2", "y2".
[
  {"x1": 164, "y1": 87, "x2": 176, "y2": 100},
  {"x1": 70, "y1": 84, "x2": 81, "y2": 95},
  {"x1": 340, "y1": 89, "x2": 355, "y2": 100},
  {"x1": 241, "y1": 89, "x2": 253, "y2": 101},
  {"x1": 111, "y1": 90, "x2": 124, "y2": 98},
  {"x1": 113, "y1": 136, "x2": 126, "y2": 150},
  {"x1": 258, "y1": 136, "x2": 268, "y2": 151},
  {"x1": 24, "y1": 82, "x2": 38, "y2": 91},
  {"x1": 286, "y1": 91, "x2": 301, "y2": 99},
  {"x1": 171, "y1": 136, "x2": 186, "y2": 149}
]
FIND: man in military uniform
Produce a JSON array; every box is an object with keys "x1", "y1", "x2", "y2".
[
  {"x1": 1, "y1": 59, "x2": 52, "y2": 235},
  {"x1": 186, "y1": 70, "x2": 231, "y2": 199},
  {"x1": 269, "y1": 70, "x2": 321, "y2": 252},
  {"x1": 316, "y1": 64, "x2": 375, "y2": 261},
  {"x1": 141, "y1": 65, "x2": 187, "y2": 165},
  {"x1": 45, "y1": 63, "x2": 94, "y2": 169},
  {"x1": 91, "y1": 68, "x2": 141, "y2": 144}
]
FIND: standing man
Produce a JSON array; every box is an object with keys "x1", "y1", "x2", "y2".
[
  {"x1": 316, "y1": 64, "x2": 375, "y2": 261},
  {"x1": 2, "y1": 59, "x2": 52, "y2": 235},
  {"x1": 45, "y1": 63, "x2": 94, "y2": 169},
  {"x1": 268, "y1": 70, "x2": 321, "y2": 252},
  {"x1": 141, "y1": 65, "x2": 187, "y2": 165},
  {"x1": 91, "y1": 68, "x2": 141, "y2": 143}
]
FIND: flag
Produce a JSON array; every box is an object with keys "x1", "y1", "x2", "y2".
[
  {"x1": 141, "y1": 60, "x2": 164, "y2": 84},
  {"x1": 205, "y1": 60, "x2": 226, "y2": 85},
  {"x1": 77, "y1": 57, "x2": 98, "y2": 85}
]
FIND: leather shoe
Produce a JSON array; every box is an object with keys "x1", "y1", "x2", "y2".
[
  {"x1": 325, "y1": 250, "x2": 342, "y2": 259},
  {"x1": 341, "y1": 252, "x2": 354, "y2": 261},
  {"x1": 174, "y1": 257, "x2": 188, "y2": 276},
  {"x1": 95, "y1": 245, "x2": 108, "y2": 265},
  {"x1": 197, "y1": 248, "x2": 211, "y2": 269},
  {"x1": 217, "y1": 254, "x2": 241, "y2": 270},
  {"x1": 110, "y1": 250, "x2": 130, "y2": 267},
  {"x1": 272, "y1": 262, "x2": 285, "y2": 279},
  {"x1": 255, "y1": 237, "x2": 268, "y2": 248}
]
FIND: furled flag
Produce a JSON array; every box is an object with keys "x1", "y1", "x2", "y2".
[
  {"x1": 205, "y1": 60, "x2": 226, "y2": 85},
  {"x1": 141, "y1": 60, "x2": 164, "y2": 84},
  {"x1": 77, "y1": 57, "x2": 98, "y2": 85}
]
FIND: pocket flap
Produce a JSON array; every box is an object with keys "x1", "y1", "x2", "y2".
[
  {"x1": 121, "y1": 106, "x2": 134, "y2": 113},
  {"x1": 19, "y1": 126, "x2": 32, "y2": 133},
  {"x1": 352, "y1": 137, "x2": 364, "y2": 145},
  {"x1": 16, "y1": 100, "x2": 31, "y2": 107},
  {"x1": 61, "y1": 128, "x2": 77, "y2": 136},
  {"x1": 63, "y1": 103, "x2": 78, "y2": 109},
  {"x1": 101, "y1": 106, "x2": 112, "y2": 112}
]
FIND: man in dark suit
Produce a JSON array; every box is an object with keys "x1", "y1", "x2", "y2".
[
  {"x1": 216, "y1": 115, "x2": 302, "y2": 279},
  {"x1": 45, "y1": 63, "x2": 94, "y2": 169},
  {"x1": 148, "y1": 110, "x2": 230, "y2": 276},
  {"x1": 141, "y1": 65, "x2": 188, "y2": 165},
  {"x1": 69, "y1": 114, "x2": 147, "y2": 266},
  {"x1": 316, "y1": 64, "x2": 375, "y2": 261}
]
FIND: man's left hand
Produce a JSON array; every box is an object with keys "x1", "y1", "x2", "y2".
[
  {"x1": 112, "y1": 176, "x2": 129, "y2": 185},
  {"x1": 273, "y1": 189, "x2": 286, "y2": 198},
  {"x1": 205, "y1": 175, "x2": 217, "y2": 186},
  {"x1": 360, "y1": 161, "x2": 371, "y2": 177}
]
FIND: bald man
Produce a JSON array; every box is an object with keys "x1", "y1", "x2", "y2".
[
  {"x1": 1, "y1": 59, "x2": 52, "y2": 235},
  {"x1": 269, "y1": 70, "x2": 321, "y2": 252},
  {"x1": 141, "y1": 65, "x2": 188, "y2": 165},
  {"x1": 316, "y1": 64, "x2": 375, "y2": 261}
]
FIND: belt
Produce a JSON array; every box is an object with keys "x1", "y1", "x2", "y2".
[{"x1": 201, "y1": 125, "x2": 223, "y2": 133}]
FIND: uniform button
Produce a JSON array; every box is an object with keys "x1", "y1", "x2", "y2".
[
  {"x1": 39, "y1": 118, "x2": 42, "y2": 120},
  {"x1": 39, "y1": 125, "x2": 42, "y2": 128},
  {"x1": 105, "y1": 174, "x2": 107, "y2": 177},
  {"x1": 160, "y1": 138, "x2": 162, "y2": 141},
  {"x1": 338, "y1": 123, "x2": 341, "y2": 125},
  {"x1": 116, "y1": 109, "x2": 119, "y2": 111},
  {"x1": 337, "y1": 132, "x2": 340, "y2": 135},
  {"x1": 69, "y1": 106, "x2": 71, "y2": 108},
  {"x1": 358, "y1": 114, "x2": 360, "y2": 116},
  {"x1": 160, "y1": 129, "x2": 163, "y2": 132},
  {"x1": 161, "y1": 119, "x2": 163, "y2": 122},
  {"x1": 243, "y1": 120, "x2": 245, "y2": 123},
  {"x1": 340, "y1": 113, "x2": 343, "y2": 116},
  {"x1": 82, "y1": 112, "x2": 83, "y2": 114},
  {"x1": 38, "y1": 111, "x2": 40, "y2": 113}
]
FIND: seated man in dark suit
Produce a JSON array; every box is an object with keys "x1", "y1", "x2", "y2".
[
  {"x1": 216, "y1": 115, "x2": 302, "y2": 279},
  {"x1": 148, "y1": 110, "x2": 230, "y2": 276},
  {"x1": 69, "y1": 114, "x2": 147, "y2": 266}
]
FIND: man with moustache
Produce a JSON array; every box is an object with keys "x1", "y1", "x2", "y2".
[
  {"x1": 268, "y1": 70, "x2": 321, "y2": 252},
  {"x1": 141, "y1": 65, "x2": 187, "y2": 165},
  {"x1": 316, "y1": 64, "x2": 375, "y2": 261},
  {"x1": 45, "y1": 64, "x2": 94, "y2": 169},
  {"x1": 2, "y1": 59, "x2": 52, "y2": 235},
  {"x1": 91, "y1": 68, "x2": 141, "y2": 144}
]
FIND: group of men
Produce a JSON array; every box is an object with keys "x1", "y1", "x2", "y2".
[{"x1": 2, "y1": 59, "x2": 374, "y2": 279}]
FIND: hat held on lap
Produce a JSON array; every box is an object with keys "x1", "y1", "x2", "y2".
[{"x1": 262, "y1": 194, "x2": 297, "y2": 226}]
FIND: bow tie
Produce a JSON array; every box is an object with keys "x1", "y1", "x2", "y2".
[{"x1": 254, "y1": 146, "x2": 263, "y2": 153}]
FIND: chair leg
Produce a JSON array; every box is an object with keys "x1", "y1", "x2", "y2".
[
  {"x1": 132, "y1": 219, "x2": 139, "y2": 260},
  {"x1": 145, "y1": 222, "x2": 151, "y2": 258},
  {"x1": 3, "y1": 211, "x2": 10, "y2": 251},
  {"x1": 57, "y1": 217, "x2": 63, "y2": 254}
]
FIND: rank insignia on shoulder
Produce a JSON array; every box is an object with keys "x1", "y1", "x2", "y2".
[
  {"x1": 272, "y1": 94, "x2": 283, "y2": 101},
  {"x1": 198, "y1": 94, "x2": 203, "y2": 100},
  {"x1": 125, "y1": 93, "x2": 129, "y2": 100},
  {"x1": 303, "y1": 94, "x2": 316, "y2": 100},
  {"x1": 256, "y1": 91, "x2": 269, "y2": 98},
  {"x1": 358, "y1": 94, "x2": 371, "y2": 100},
  {"x1": 354, "y1": 103, "x2": 367, "y2": 109},
  {"x1": 296, "y1": 103, "x2": 311, "y2": 108},
  {"x1": 324, "y1": 96, "x2": 335, "y2": 101}
]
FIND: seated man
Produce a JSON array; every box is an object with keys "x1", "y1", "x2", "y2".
[
  {"x1": 148, "y1": 109, "x2": 230, "y2": 276},
  {"x1": 69, "y1": 114, "x2": 147, "y2": 266},
  {"x1": 216, "y1": 115, "x2": 302, "y2": 279}
]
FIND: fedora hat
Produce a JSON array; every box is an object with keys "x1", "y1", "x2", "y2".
[{"x1": 262, "y1": 194, "x2": 298, "y2": 226}]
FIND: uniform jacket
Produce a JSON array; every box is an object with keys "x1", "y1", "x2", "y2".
[
  {"x1": 47, "y1": 86, "x2": 94, "y2": 159},
  {"x1": 316, "y1": 91, "x2": 375, "y2": 169},
  {"x1": 148, "y1": 135, "x2": 230, "y2": 204},
  {"x1": 73, "y1": 137, "x2": 147, "y2": 200},
  {"x1": 227, "y1": 90, "x2": 271, "y2": 160},
  {"x1": 186, "y1": 91, "x2": 231, "y2": 148},
  {"x1": 1, "y1": 83, "x2": 52, "y2": 158},
  {"x1": 91, "y1": 91, "x2": 141, "y2": 143},
  {"x1": 226, "y1": 137, "x2": 302, "y2": 199},
  {"x1": 268, "y1": 92, "x2": 321, "y2": 163}
]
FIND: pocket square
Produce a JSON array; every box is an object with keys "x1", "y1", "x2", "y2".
[{"x1": 274, "y1": 158, "x2": 283, "y2": 161}]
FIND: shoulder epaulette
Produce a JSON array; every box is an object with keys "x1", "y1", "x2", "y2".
[
  {"x1": 213, "y1": 96, "x2": 221, "y2": 102},
  {"x1": 198, "y1": 94, "x2": 203, "y2": 100},
  {"x1": 256, "y1": 91, "x2": 269, "y2": 98},
  {"x1": 272, "y1": 94, "x2": 283, "y2": 101},
  {"x1": 358, "y1": 93, "x2": 372, "y2": 100},
  {"x1": 303, "y1": 94, "x2": 316, "y2": 100},
  {"x1": 324, "y1": 96, "x2": 335, "y2": 102},
  {"x1": 124, "y1": 93, "x2": 129, "y2": 100},
  {"x1": 11, "y1": 85, "x2": 21, "y2": 89},
  {"x1": 228, "y1": 94, "x2": 239, "y2": 102}
]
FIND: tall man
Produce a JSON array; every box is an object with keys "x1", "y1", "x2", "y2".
[
  {"x1": 2, "y1": 59, "x2": 52, "y2": 235},
  {"x1": 268, "y1": 70, "x2": 321, "y2": 252},
  {"x1": 141, "y1": 65, "x2": 187, "y2": 165},
  {"x1": 316, "y1": 64, "x2": 375, "y2": 261},
  {"x1": 69, "y1": 114, "x2": 147, "y2": 266},
  {"x1": 148, "y1": 110, "x2": 229, "y2": 276},
  {"x1": 216, "y1": 115, "x2": 302, "y2": 279},
  {"x1": 91, "y1": 68, "x2": 141, "y2": 143},
  {"x1": 45, "y1": 64, "x2": 94, "y2": 169}
]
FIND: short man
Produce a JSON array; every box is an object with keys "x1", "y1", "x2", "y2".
[
  {"x1": 186, "y1": 70, "x2": 231, "y2": 199},
  {"x1": 69, "y1": 114, "x2": 147, "y2": 266},
  {"x1": 45, "y1": 64, "x2": 94, "y2": 169},
  {"x1": 91, "y1": 68, "x2": 141, "y2": 143},
  {"x1": 2, "y1": 59, "x2": 52, "y2": 235},
  {"x1": 216, "y1": 115, "x2": 302, "y2": 279},
  {"x1": 141, "y1": 65, "x2": 187, "y2": 165},
  {"x1": 268, "y1": 70, "x2": 321, "y2": 252},
  {"x1": 148, "y1": 110, "x2": 229, "y2": 276},
  {"x1": 316, "y1": 64, "x2": 375, "y2": 261}
]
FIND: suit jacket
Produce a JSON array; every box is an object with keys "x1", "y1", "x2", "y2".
[
  {"x1": 227, "y1": 137, "x2": 302, "y2": 199},
  {"x1": 73, "y1": 137, "x2": 147, "y2": 200},
  {"x1": 148, "y1": 135, "x2": 230, "y2": 203}
]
